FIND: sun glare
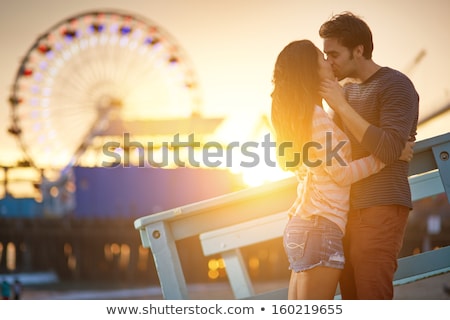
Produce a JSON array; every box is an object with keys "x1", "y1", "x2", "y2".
[
  {"x1": 240, "y1": 165, "x2": 292, "y2": 187},
  {"x1": 222, "y1": 133, "x2": 293, "y2": 187}
]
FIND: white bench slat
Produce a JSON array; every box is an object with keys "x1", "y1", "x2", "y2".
[{"x1": 200, "y1": 211, "x2": 288, "y2": 256}]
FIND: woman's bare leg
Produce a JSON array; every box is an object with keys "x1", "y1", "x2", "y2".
[
  {"x1": 288, "y1": 267, "x2": 341, "y2": 300},
  {"x1": 288, "y1": 271, "x2": 298, "y2": 299}
]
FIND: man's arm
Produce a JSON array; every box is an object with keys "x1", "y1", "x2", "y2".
[{"x1": 321, "y1": 78, "x2": 418, "y2": 164}]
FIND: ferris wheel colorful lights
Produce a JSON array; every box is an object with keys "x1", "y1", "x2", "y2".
[{"x1": 8, "y1": 10, "x2": 202, "y2": 172}]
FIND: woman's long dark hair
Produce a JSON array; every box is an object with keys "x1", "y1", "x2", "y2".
[{"x1": 271, "y1": 40, "x2": 321, "y2": 171}]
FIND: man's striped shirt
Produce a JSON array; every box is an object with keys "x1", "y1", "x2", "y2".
[{"x1": 341, "y1": 67, "x2": 419, "y2": 210}]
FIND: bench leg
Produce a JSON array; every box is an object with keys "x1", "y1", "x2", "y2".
[
  {"x1": 222, "y1": 249, "x2": 255, "y2": 299},
  {"x1": 145, "y1": 221, "x2": 189, "y2": 299}
]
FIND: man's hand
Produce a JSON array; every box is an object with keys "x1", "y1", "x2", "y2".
[
  {"x1": 320, "y1": 79, "x2": 371, "y2": 143},
  {"x1": 399, "y1": 140, "x2": 415, "y2": 162},
  {"x1": 319, "y1": 79, "x2": 347, "y2": 113}
]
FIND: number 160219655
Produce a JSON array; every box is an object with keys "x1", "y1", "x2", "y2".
[{"x1": 271, "y1": 304, "x2": 343, "y2": 315}]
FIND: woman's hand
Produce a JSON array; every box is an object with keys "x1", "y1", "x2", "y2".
[
  {"x1": 399, "y1": 139, "x2": 415, "y2": 162},
  {"x1": 295, "y1": 165, "x2": 308, "y2": 181}
]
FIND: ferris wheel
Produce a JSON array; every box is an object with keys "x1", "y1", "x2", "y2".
[{"x1": 8, "y1": 10, "x2": 203, "y2": 180}]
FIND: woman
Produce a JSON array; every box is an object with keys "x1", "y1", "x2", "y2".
[{"x1": 271, "y1": 40, "x2": 385, "y2": 299}]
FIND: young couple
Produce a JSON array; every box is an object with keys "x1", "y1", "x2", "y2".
[{"x1": 271, "y1": 12, "x2": 419, "y2": 300}]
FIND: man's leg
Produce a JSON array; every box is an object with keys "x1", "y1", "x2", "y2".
[
  {"x1": 339, "y1": 209, "x2": 358, "y2": 299},
  {"x1": 340, "y1": 205, "x2": 409, "y2": 299}
]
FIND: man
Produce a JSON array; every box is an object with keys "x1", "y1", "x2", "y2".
[{"x1": 318, "y1": 12, "x2": 419, "y2": 299}]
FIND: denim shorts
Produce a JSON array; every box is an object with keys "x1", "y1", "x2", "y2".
[{"x1": 283, "y1": 215, "x2": 345, "y2": 272}]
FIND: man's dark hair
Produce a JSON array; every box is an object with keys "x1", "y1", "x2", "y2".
[{"x1": 319, "y1": 12, "x2": 374, "y2": 59}]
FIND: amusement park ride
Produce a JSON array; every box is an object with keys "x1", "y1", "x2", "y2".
[
  {"x1": 4, "y1": 9, "x2": 432, "y2": 216},
  {"x1": 6, "y1": 10, "x2": 228, "y2": 216}
]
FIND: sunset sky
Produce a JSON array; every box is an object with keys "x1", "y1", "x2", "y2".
[{"x1": 0, "y1": 0, "x2": 449, "y2": 188}]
